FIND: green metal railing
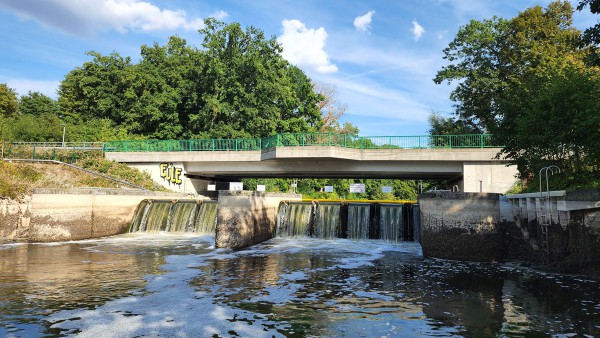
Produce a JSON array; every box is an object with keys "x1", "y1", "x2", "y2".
[{"x1": 104, "y1": 133, "x2": 497, "y2": 153}]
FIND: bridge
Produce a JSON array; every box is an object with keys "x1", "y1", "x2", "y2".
[{"x1": 103, "y1": 132, "x2": 518, "y2": 194}]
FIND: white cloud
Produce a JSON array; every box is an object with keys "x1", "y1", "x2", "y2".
[
  {"x1": 411, "y1": 20, "x2": 425, "y2": 41},
  {"x1": 353, "y1": 10, "x2": 375, "y2": 33},
  {"x1": 210, "y1": 10, "x2": 229, "y2": 21},
  {"x1": 0, "y1": 0, "x2": 211, "y2": 36},
  {"x1": 277, "y1": 19, "x2": 338, "y2": 74}
]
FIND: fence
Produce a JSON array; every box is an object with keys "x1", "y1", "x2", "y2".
[{"x1": 103, "y1": 133, "x2": 498, "y2": 153}]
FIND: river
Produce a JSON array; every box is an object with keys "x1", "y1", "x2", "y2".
[{"x1": 1, "y1": 234, "x2": 599, "y2": 337}]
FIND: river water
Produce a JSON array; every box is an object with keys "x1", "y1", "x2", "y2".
[{"x1": 1, "y1": 234, "x2": 599, "y2": 337}]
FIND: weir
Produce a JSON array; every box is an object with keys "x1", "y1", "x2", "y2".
[
  {"x1": 129, "y1": 199, "x2": 217, "y2": 234},
  {"x1": 277, "y1": 201, "x2": 417, "y2": 242}
]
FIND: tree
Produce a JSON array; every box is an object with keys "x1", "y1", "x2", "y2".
[
  {"x1": 578, "y1": 0, "x2": 600, "y2": 65},
  {"x1": 19, "y1": 91, "x2": 60, "y2": 116},
  {"x1": 0, "y1": 83, "x2": 18, "y2": 117},
  {"x1": 427, "y1": 112, "x2": 482, "y2": 135},
  {"x1": 434, "y1": 1, "x2": 581, "y2": 133},
  {"x1": 434, "y1": 1, "x2": 599, "y2": 186},
  {"x1": 58, "y1": 19, "x2": 322, "y2": 140}
]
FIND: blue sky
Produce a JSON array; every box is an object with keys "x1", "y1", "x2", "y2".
[{"x1": 0, "y1": 0, "x2": 597, "y2": 136}]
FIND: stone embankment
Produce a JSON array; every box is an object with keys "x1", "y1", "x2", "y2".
[{"x1": 0, "y1": 189, "x2": 198, "y2": 242}]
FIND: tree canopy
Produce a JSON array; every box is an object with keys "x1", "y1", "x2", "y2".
[
  {"x1": 434, "y1": 1, "x2": 600, "y2": 188},
  {"x1": 58, "y1": 19, "x2": 322, "y2": 140}
]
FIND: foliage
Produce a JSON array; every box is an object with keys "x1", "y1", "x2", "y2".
[
  {"x1": 427, "y1": 112, "x2": 482, "y2": 135},
  {"x1": 0, "y1": 83, "x2": 18, "y2": 118},
  {"x1": 434, "y1": 1, "x2": 599, "y2": 189},
  {"x1": 577, "y1": 0, "x2": 600, "y2": 65},
  {"x1": 58, "y1": 19, "x2": 322, "y2": 140},
  {"x1": 249, "y1": 178, "x2": 419, "y2": 200},
  {"x1": 313, "y1": 82, "x2": 358, "y2": 134},
  {"x1": 19, "y1": 91, "x2": 60, "y2": 116}
]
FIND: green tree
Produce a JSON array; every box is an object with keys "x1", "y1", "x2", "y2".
[
  {"x1": 190, "y1": 19, "x2": 322, "y2": 138},
  {"x1": 58, "y1": 19, "x2": 322, "y2": 140},
  {"x1": 578, "y1": 0, "x2": 600, "y2": 65},
  {"x1": 427, "y1": 112, "x2": 482, "y2": 135},
  {"x1": 19, "y1": 91, "x2": 60, "y2": 116},
  {"x1": 434, "y1": 1, "x2": 599, "y2": 187},
  {"x1": 0, "y1": 83, "x2": 18, "y2": 117}
]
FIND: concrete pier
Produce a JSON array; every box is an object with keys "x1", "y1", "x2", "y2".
[
  {"x1": 215, "y1": 191, "x2": 301, "y2": 249},
  {"x1": 419, "y1": 191, "x2": 503, "y2": 261}
]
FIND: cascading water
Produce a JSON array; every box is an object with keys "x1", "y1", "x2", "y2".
[
  {"x1": 347, "y1": 203, "x2": 370, "y2": 240},
  {"x1": 276, "y1": 201, "x2": 415, "y2": 242},
  {"x1": 277, "y1": 202, "x2": 313, "y2": 237},
  {"x1": 194, "y1": 201, "x2": 218, "y2": 234},
  {"x1": 313, "y1": 203, "x2": 341, "y2": 239},
  {"x1": 379, "y1": 204, "x2": 403, "y2": 242},
  {"x1": 129, "y1": 200, "x2": 217, "y2": 234}
]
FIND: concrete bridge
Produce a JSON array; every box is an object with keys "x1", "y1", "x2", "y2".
[{"x1": 104, "y1": 133, "x2": 518, "y2": 194}]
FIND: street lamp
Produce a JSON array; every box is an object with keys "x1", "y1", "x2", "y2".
[{"x1": 62, "y1": 125, "x2": 66, "y2": 148}]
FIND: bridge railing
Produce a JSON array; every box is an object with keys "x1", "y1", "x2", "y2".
[{"x1": 104, "y1": 133, "x2": 497, "y2": 152}]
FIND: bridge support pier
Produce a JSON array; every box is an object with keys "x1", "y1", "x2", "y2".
[{"x1": 215, "y1": 191, "x2": 301, "y2": 249}]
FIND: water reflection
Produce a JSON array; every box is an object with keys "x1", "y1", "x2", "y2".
[{"x1": 1, "y1": 236, "x2": 599, "y2": 337}]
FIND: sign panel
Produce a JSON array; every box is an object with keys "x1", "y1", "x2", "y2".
[
  {"x1": 291, "y1": 183, "x2": 297, "y2": 188},
  {"x1": 349, "y1": 183, "x2": 366, "y2": 193},
  {"x1": 207, "y1": 184, "x2": 216, "y2": 191},
  {"x1": 229, "y1": 182, "x2": 243, "y2": 191},
  {"x1": 382, "y1": 186, "x2": 393, "y2": 193},
  {"x1": 257, "y1": 184, "x2": 266, "y2": 192},
  {"x1": 324, "y1": 185, "x2": 334, "y2": 193}
]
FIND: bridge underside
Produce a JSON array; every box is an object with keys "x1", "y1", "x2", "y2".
[
  {"x1": 183, "y1": 159, "x2": 464, "y2": 181},
  {"x1": 106, "y1": 146, "x2": 517, "y2": 193}
]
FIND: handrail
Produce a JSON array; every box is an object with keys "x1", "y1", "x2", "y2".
[{"x1": 103, "y1": 133, "x2": 498, "y2": 152}]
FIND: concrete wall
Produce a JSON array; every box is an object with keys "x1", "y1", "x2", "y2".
[
  {"x1": 462, "y1": 162, "x2": 518, "y2": 193},
  {"x1": 216, "y1": 191, "x2": 301, "y2": 249},
  {"x1": 126, "y1": 162, "x2": 203, "y2": 194},
  {"x1": 419, "y1": 191, "x2": 503, "y2": 261},
  {"x1": 0, "y1": 189, "x2": 194, "y2": 242},
  {"x1": 504, "y1": 190, "x2": 600, "y2": 274}
]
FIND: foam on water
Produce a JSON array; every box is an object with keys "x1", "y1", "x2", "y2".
[{"x1": 47, "y1": 237, "x2": 423, "y2": 337}]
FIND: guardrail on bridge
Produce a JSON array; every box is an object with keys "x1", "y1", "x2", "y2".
[{"x1": 103, "y1": 133, "x2": 498, "y2": 152}]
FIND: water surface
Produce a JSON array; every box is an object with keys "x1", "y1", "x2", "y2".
[{"x1": 1, "y1": 235, "x2": 599, "y2": 337}]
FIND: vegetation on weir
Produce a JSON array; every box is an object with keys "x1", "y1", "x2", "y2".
[
  {"x1": 1, "y1": 1, "x2": 599, "y2": 195},
  {"x1": 0, "y1": 150, "x2": 165, "y2": 198}
]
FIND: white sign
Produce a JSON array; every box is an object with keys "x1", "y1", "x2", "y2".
[
  {"x1": 291, "y1": 183, "x2": 297, "y2": 188},
  {"x1": 382, "y1": 186, "x2": 393, "y2": 193},
  {"x1": 229, "y1": 182, "x2": 243, "y2": 191},
  {"x1": 257, "y1": 184, "x2": 266, "y2": 192},
  {"x1": 207, "y1": 184, "x2": 216, "y2": 191},
  {"x1": 324, "y1": 185, "x2": 334, "y2": 193},
  {"x1": 349, "y1": 183, "x2": 366, "y2": 193}
]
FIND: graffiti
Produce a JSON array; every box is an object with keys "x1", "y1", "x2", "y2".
[{"x1": 159, "y1": 163, "x2": 183, "y2": 185}]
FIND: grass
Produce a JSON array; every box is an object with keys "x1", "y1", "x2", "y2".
[{"x1": 0, "y1": 155, "x2": 167, "y2": 199}]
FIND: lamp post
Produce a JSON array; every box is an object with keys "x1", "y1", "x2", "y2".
[{"x1": 62, "y1": 125, "x2": 66, "y2": 148}]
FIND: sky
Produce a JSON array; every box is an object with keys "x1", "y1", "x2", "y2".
[{"x1": 0, "y1": 0, "x2": 597, "y2": 136}]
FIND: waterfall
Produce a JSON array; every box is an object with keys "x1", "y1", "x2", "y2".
[
  {"x1": 347, "y1": 203, "x2": 370, "y2": 240},
  {"x1": 314, "y1": 203, "x2": 341, "y2": 239},
  {"x1": 194, "y1": 201, "x2": 218, "y2": 234},
  {"x1": 276, "y1": 202, "x2": 313, "y2": 237},
  {"x1": 380, "y1": 204, "x2": 403, "y2": 242},
  {"x1": 129, "y1": 199, "x2": 217, "y2": 234}
]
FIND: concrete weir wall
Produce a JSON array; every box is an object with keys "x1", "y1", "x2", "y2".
[
  {"x1": 419, "y1": 191, "x2": 503, "y2": 262},
  {"x1": 0, "y1": 189, "x2": 193, "y2": 242},
  {"x1": 216, "y1": 191, "x2": 301, "y2": 249}
]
